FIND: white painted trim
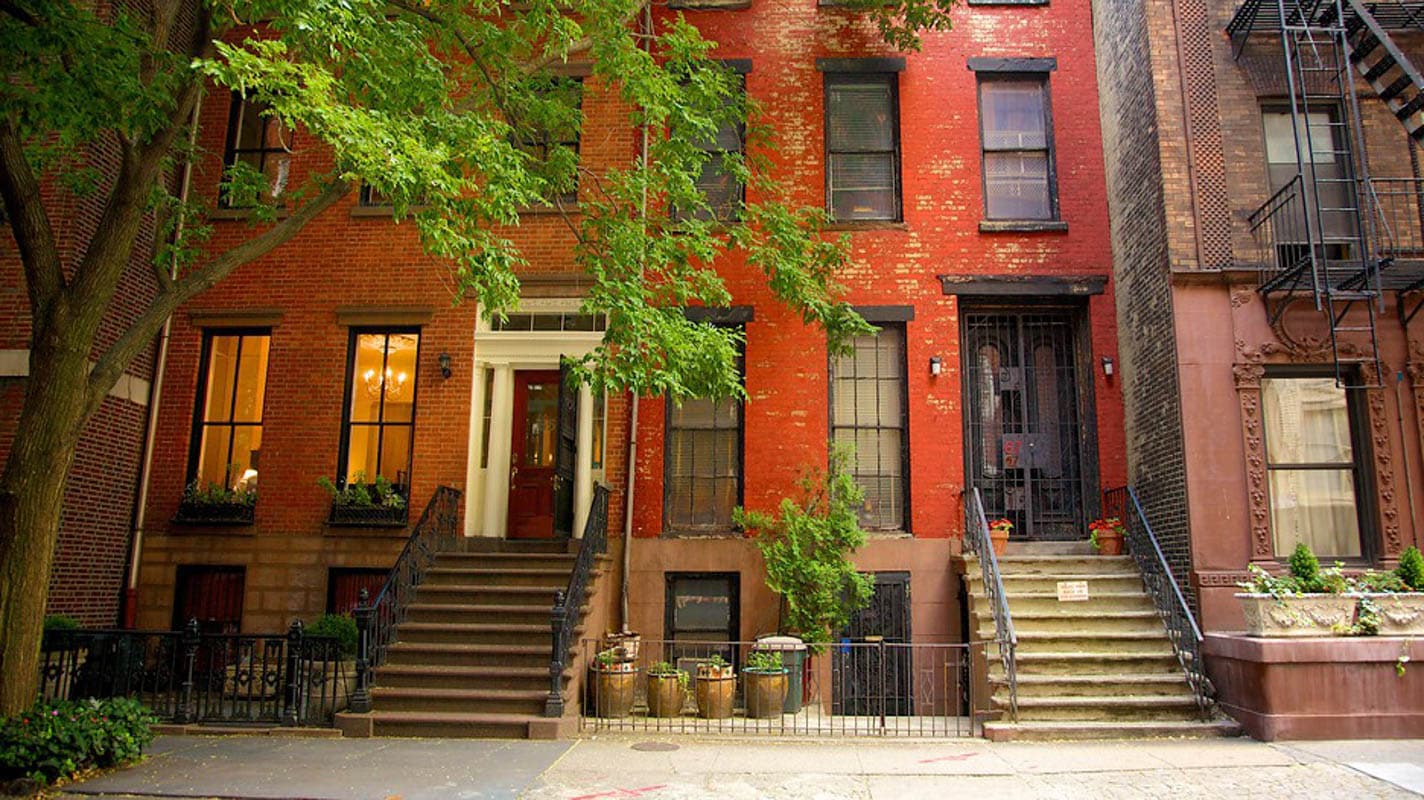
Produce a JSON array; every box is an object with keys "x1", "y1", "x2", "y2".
[{"x1": 0, "y1": 348, "x2": 152, "y2": 407}]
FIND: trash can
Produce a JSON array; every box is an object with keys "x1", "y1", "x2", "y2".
[{"x1": 754, "y1": 635, "x2": 807, "y2": 713}]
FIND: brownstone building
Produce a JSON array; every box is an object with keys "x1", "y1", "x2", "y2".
[{"x1": 1094, "y1": 0, "x2": 1424, "y2": 736}]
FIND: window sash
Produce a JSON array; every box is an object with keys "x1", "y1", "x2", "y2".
[
  {"x1": 221, "y1": 95, "x2": 291, "y2": 209},
  {"x1": 825, "y1": 74, "x2": 900, "y2": 222},
  {"x1": 513, "y1": 79, "x2": 583, "y2": 205},
  {"x1": 664, "y1": 347, "x2": 744, "y2": 532},
  {"x1": 978, "y1": 77, "x2": 1056, "y2": 221},
  {"x1": 341, "y1": 329, "x2": 420, "y2": 491},
  {"x1": 189, "y1": 332, "x2": 271, "y2": 491},
  {"x1": 830, "y1": 327, "x2": 908, "y2": 530}
]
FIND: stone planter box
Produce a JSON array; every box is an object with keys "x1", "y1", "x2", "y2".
[
  {"x1": 1235, "y1": 593, "x2": 1357, "y2": 637},
  {"x1": 1361, "y1": 593, "x2": 1424, "y2": 636}
]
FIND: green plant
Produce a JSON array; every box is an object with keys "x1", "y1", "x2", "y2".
[
  {"x1": 1088, "y1": 517, "x2": 1124, "y2": 552},
  {"x1": 305, "y1": 614, "x2": 358, "y2": 657},
  {"x1": 181, "y1": 478, "x2": 256, "y2": 507},
  {"x1": 734, "y1": 445, "x2": 873, "y2": 651},
  {"x1": 1353, "y1": 570, "x2": 1408, "y2": 594},
  {"x1": 318, "y1": 472, "x2": 406, "y2": 510},
  {"x1": 594, "y1": 649, "x2": 621, "y2": 667},
  {"x1": 647, "y1": 661, "x2": 690, "y2": 691},
  {"x1": 42, "y1": 616, "x2": 79, "y2": 633},
  {"x1": 1288, "y1": 543, "x2": 1320, "y2": 585},
  {"x1": 1239, "y1": 560, "x2": 1348, "y2": 597},
  {"x1": 1397, "y1": 546, "x2": 1424, "y2": 591},
  {"x1": 704, "y1": 654, "x2": 730, "y2": 670},
  {"x1": 744, "y1": 651, "x2": 785, "y2": 674},
  {"x1": 0, "y1": 698, "x2": 156, "y2": 785}
]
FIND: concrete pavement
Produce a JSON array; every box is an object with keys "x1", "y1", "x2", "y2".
[{"x1": 56, "y1": 734, "x2": 1424, "y2": 800}]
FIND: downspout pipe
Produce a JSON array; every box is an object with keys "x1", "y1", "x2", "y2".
[{"x1": 123, "y1": 93, "x2": 203, "y2": 627}]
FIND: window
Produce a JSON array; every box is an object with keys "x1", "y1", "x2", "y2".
[
  {"x1": 678, "y1": 75, "x2": 746, "y2": 222},
  {"x1": 831, "y1": 326, "x2": 908, "y2": 530},
  {"x1": 221, "y1": 94, "x2": 292, "y2": 208},
  {"x1": 978, "y1": 76, "x2": 1056, "y2": 220},
  {"x1": 664, "y1": 348, "x2": 743, "y2": 531},
  {"x1": 1262, "y1": 375, "x2": 1368, "y2": 558},
  {"x1": 358, "y1": 184, "x2": 390, "y2": 208},
  {"x1": 665, "y1": 573, "x2": 739, "y2": 667},
  {"x1": 825, "y1": 74, "x2": 900, "y2": 221},
  {"x1": 1261, "y1": 107, "x2": 1356, "y2": 248},
  {"x1": 327, "y1": 568, "x2": 388, "y2": 615},
  {"x1": 340, "y1": 330, "x2": 420, "y2": 493},
  {"x1": 189, "y1": 331, "x2": 271, "y2": 492},
  {"x1": 514, "y1": 78, "x2": 582, "y2": 206}
]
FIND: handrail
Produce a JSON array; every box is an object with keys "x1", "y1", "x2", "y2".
[
  {"x1": 545, "y1": 484, "x2": 612, "y2": 717},
  {"x1": 1102, "y1": 486, "x2": 1213, "y2": 720},
  {"x1": 350, "y1": 485, "x2": 462, "y2": 713},
  {"x1": 965, "y1": 487, "x2": 1017, "y2": 722}
]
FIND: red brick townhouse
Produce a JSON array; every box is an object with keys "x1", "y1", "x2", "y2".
[{"x1": 124, "y1": 0, "x2": 1138, "y2": 737}]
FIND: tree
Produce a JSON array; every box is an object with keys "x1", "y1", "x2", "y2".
[{"x1": 0, "y1": 0, "x2": 953, "y2": 713}]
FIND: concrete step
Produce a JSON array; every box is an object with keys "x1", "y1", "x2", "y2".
[
  {"x1": 1004, "y1": 541, "x2": 1095, "y2": 556},
  {"x1": 370, "y1": 687, "x2": 549, "y2": 715},
  {"x1": 1003, "y1": 651, "x2": 1183, "y2": 675},
  {"x1": 969, "y1": 573, "x2": 1145, "y2": 594},
  {"x1": 432, "y1": 552, "x2": 579, "y2": 570},
  {"x1": 422, "y1": 567, "x2": 572, "y2": 588},
  {"x1": 385, "y1": 642, "x2": 552, "y2": 669},
  {"x1": 976, "y1": 610, "x2": 1166, "y2": 636},
  {"x1": 449, "y1": 539, "x2": 575, "y2": 554},
  {"x1": 395, "y1": 622, "x2": 553, "y2": 646},
  {"x1": 982, "y1": 719, "x2": 1242, "y2": 742},
  {"x1": 406, "y1": 603, "x2": 583, "y2": 626},
  {"x1": 374, "y1": 664, "x2": 565, "y2": 692},
  {"x1": 993, "y1": 555, "x2": 1137, "y2": 576},
  {"x1": 992, "y1": 673, "x2": 1193, "y2": 698},
  {"x1": 976, "y1": 591, "x2": 1156, "y2": 614},
  {"x1": 414, "y1": 585, "x2": 570, "y2": 606},
  {"x1": 993, "y1": 694, "x2": 1203, "y2": 722},
  {"x1": 367, "y1": 710, "x2": 540, "y2": 739},
  {"x1": 1002, "y1": 632, "x2": 1175, "y2": 656}
]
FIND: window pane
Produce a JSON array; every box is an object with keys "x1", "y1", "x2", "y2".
[
  {"x1": 350, "y1": 334, "x2": 387, "y2": 423},
  {"x1": 981, "y1": 81, "x2": 1048, "y2": 150},
  {"x1": 831, "y1": 328, "x2": 906, "y2": 529},
  {"x1": 196, "y1": 428, "x2": 231, "y2": 488},
  {"x1": 1269, "y1": 469, "x2": 1361, "y2": 557},
  {"x1": 234, "y1": 99, "x2": 267, "y2": 151},
  {"x1": 1262, "y1": 111, "x2": 1337, "y2": 166},
  {"x1": 672, "y1": 576, "x2": 733, "y2": 631},
  {"x1": 345, "y1": 425, "x2": 380, "y2": 482},
  {"x1": 985, "y1": 152, "x2": 1051, "y2": 220},
  {"x1": 1262, "y1": 378, "x2": 1353, "y2": 464},
  {"x1": 829, "y1": 82, "x2": 894, "y2": 152},
  {"x1": 203, "y1": 336, "x2": 241, "y2": 423},
  {"x1": 231, "y1": 336, "x2": 270, "y2": 423},
  {"x1": 379, "y1": 426, "x2": 412, "y2": 488},
  {"x1": 229, "y1": 426, "x2": 262, "y2": 492},
  {"x1": 830, "y1": 153, "x2": 896, "y2": 220},
  {"x1": 382, "y1": 333, "x2": 419, "y2": 423}
]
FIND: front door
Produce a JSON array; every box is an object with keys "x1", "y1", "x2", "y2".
[
  {"x1": 963, "y1": 310, "x2": 1090, "y2": 541},
  {"x1": 833, "y1": 572, "x2": 912, "y2": 716},
  {"x1": 508, "y1": 370, "x2": 561, "y2": 538}
]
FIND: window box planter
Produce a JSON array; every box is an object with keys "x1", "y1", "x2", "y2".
[
  {"x1": 327, "y1": 504, "x2": 408, "y2": 527},
  {"x1": 1358, "y1": 593, "x2": 1424, "y2": 636},
  {"x1": 174, "y1": 500, "x2": 256, "y2": 525},
  {"x1": 1235, "y1": 593, "x2": 1358, "y2": 637}
]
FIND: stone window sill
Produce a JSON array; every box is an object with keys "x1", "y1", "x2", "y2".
[
  {"x1": 824, "y1": 221, "x2": 910, "y2": 232},
  {"x1": 979, "y1": 219, "x2": 1068, "y2": 233}
]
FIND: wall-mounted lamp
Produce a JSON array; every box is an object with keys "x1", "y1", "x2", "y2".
[
  {"x1": 438, "y1": 352, "x2": 453, "y2": 379},
  {"x1": 929, "y1": 356, "x2": 943, "y2": 377},
  {"x1": 1102, "y1": 356, "x2": 1115, "y2": 378}
]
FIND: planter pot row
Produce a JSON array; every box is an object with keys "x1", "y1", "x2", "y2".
[
  {"x1": 1236, "y1": 592, "x2": 1424, "y2": 637},
  {"x1": 589, "y1": 668, "x2": 789, "y2": 720}
]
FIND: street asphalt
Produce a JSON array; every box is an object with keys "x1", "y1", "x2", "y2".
[{"x1": 50, "y1": 733, "x2": 1424, "y2": 800}]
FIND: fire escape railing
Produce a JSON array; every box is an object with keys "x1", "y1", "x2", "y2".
[
  {"x1": 349, "y1": 486, "x2": 462, "y2": 713},
  {"x1": 545, "y1": 483, "x2": 612, "y2": 717},
  {"x1": 1102, "y1": 486, "x2": 1213, "y2": 721},
  {"x1": 965, "y1": 487, "x2": 1017, "y2": 722}
]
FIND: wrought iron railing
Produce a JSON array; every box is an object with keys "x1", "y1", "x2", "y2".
[
  {"x1": 576, "y1": 636, "x2": 978, "y2": 737},
  {"x1": 1102, "y1": 486, "x2": 1213, "y2": 720},
  {"x1": 350, "y1": 485, "x2": 462, "y2": 712},
  {"x1": 38, "y1": 621, "x2": 350, "y2": 726},
  {"x1": 545, "y1": 484, "x2": 612, "y2": 717},
  {"x1": 964, "y1": 487, "x2": 1017, "y2": 722}
]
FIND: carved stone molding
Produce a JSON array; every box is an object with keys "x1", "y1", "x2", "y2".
[
  {"x1": 1367, "y1": 385, "x2": 1404, "y2": 558},
  {"x1": 1195, "y1": 570, "x2": 1253, "y2": 588}
]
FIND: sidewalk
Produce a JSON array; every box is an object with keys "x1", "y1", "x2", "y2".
[{"x1": 57, "y1": 734, "x2": 1424, "y2": 800}]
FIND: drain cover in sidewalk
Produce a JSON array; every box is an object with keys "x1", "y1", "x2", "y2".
[{"x1": 631, "y1": 742, "x2": 680, "y2": 752}]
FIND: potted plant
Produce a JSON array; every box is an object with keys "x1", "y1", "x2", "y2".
[
  {"x1": 588, "y1": 649, "x2": 636, "y2": 718},
  {"x1": 301, "y1": 614, "x2": 358, "y2": 714},
  {"x1": 175, "y1": 479, "x2": 256, "y2": 524},
  {"x1": 1350, "y1": 546, "x2": 1424, "y2": 636},
  {"x1": 694, "y1": 654, "x2": 735, "y2": 720},
  {"x1": 742, "y1": 650, "x2": 789, "y2": 719},
  {"x1": 644, "y1": 661, "x2": 689, "y2": 718},
  {"x1": 319, "y1": 472, "x2": 408, "y2": 526},
  {"x1": 601, "y1": 631, "x2": 641, "y2": 663},
  {"x1": 1089, "y1": 517, "x2": 1125, "y2": 556},
  {"x1": 988, "y1": 518, "x2": 1013, "y2": 556},
  {"x1": 1235, "y1": 544, "x2": 1356, "y2": 637}
]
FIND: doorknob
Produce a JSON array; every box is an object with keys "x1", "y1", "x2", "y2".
[{"x1": 510, "y1": 464, "x2": 518, "y2": 481}]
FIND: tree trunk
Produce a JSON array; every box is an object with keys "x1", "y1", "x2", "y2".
[{"x1": 0, "y1": 328, "x2": 91, "y2": 715}]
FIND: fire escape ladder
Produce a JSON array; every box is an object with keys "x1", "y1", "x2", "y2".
[{"x1": 1342, "y1": 0, "x2": 1424, "y2": 143}]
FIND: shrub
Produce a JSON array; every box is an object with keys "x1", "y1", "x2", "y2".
[
  {"x1": 306, "y1": 614, "x2": 358, "y2": 657},
  {"x1": 42, "y1": 615, "x2": 80, "y2": 632},
  {"x1": 1288, "y1": 543, "x2": 1320, "y2": 585},
  {"x1": 0, "y1": 698, "x2": 156, "y2": 785},
  {"x1": 744, "y1": 651, "x2": 785, "y2": 673},
  {"x1": 1398, "y1": 546, "x2": 1424, "y2": 591}
]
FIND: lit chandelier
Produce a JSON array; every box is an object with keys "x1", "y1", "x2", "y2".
[{"x1": 363, "y1": 366, "x2": 409, "y2": 400}]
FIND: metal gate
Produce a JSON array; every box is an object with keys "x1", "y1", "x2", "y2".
[
  {"x1": 834, "y1": 572, "x2": 911, "y2": 716},
  {"x1": 963, "y1": 310, "x2": 1090, "y2": 541}
]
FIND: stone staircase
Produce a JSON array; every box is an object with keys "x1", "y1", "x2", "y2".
[
  {"x1": 340, "y1": 541, "x2": 607, "y2": 739},
  {"x1": 964, "y1": 542, "x2": 1241, "y2": 741}
]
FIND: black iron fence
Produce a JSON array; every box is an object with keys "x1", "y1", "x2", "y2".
[
  {"x1": 546, "y1": 484, "x2": 612, "y2": 717},
  {"x1": 964, "y1": 487, "x2": 1018, "y2": 722},
  {"x1": 577, "y1": 637, "x2": 979, "y2": 737},
  {"x1": 38, "y1": 620, "x2": 351, "y2": 726}
]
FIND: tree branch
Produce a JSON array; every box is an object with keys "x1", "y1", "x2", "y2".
[
  {"x1": 0, "y1": 119, "x2": 66, "y2": 316},
  {"x1": 0, "y1": 0, "x2": 39, "y2": 26},
  {"x1": 85, "y1": 178, "x2": 352, "y2": 416}
]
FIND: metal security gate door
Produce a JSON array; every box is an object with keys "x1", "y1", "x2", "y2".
[
  {"x1": 834, "y1": 573, "x2": 912, "y2": 716},
  {"x1": 963, "y1": 311, "x2": 1089, "y2": 541}
]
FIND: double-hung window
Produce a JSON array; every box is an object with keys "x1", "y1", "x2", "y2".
[
  {"x1": 221, "y1": 94, "x2": 292, "y2": 208},
  {"x1": 977, "y1": 75, "x2": 1057, "y2": 221},
  {"x1": 340, "y1": 329, "x2": 420, "y2": 494},
  {"x1": 824, "y1": 73, "x2": 901, "y2": 222},
  {"x1": 665, "y1": 573, "x2": 739, "y2": 666},
  {"x1": 664, "y1": 329, "x2": 744, "y2": 531},
  {"x1": 830, "y1": 326, "x2": 909, "y2": 530},
  {"x1": 678, "y1": 70, "x2": 747, "y2": 222},
  {"x1": 189, "y1": 331, "x2": 271, "y2": 493},
  {"x1": 514, "y1": 78, "x2": 583, "y2": 207},
  {"x1": 1262, "y1": 374, "x2": 1368, "y2": 558}
]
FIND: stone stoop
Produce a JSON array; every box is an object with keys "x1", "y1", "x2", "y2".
[
  {"x1": 336, "y1": 545, "x2": 607, "y2": 739},
  {"x1": 963, "y1": 546, "x2": 1241, "y2": 741}
]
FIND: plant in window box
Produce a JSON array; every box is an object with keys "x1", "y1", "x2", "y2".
[
  {"x1": 1235, "y1": 544, "x2": 1357, "y2": 637},
  {"x1": 318, "y1": 472, "x2": 408, "y2": 526},
  {"x1": 694, "y1": 654, "x2": 735, "y2": 719},
  {"x1": 742, "y1": 650, "x2": 789, "y2": 719},
  {"x1": 1088, "y1": 517, "x2": 1125, "y2": 556},
  {"x1": 644, "y1": 661, "x2": 689, "y2": 718},
  {"x1": 587, "y1": 648, "x2": 635, "y2": 718},
  {"x1": 1347, "y1": 547, "x2": 1424, "y2": 636},
  {"x1": 175, "y1": 479, "x2": 257, "y2": 524}
]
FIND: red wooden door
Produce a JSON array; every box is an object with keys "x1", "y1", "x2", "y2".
[
  {"x1": 172, "y1": 566, "x2": 245, "y2": 634},
  {"x1": 507, "y1": 370, "x2": 561, "y2": 538}
]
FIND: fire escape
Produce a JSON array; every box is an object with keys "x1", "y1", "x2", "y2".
[{"x1": 1228, "y1": 0, "x2": 1424, "y2": 387}]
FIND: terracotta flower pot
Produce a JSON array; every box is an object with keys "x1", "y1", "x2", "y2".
[
  {"x1": 743, "y1": 670, "x2": 789, "y2": 719},
  {"x1": 989, "y1": 528, "x2": 1011, "y2": 556},
  {"x1": 694, "y1": 673, "x2": 735, "y2": 719},
  {"x1": 645, "y1": 673, "x2": 686, "y2": 718},
  {"x1": 1095, "y1": 529, "x2": 1124, "y2": 556},
  {"x1": 591, "y1": 665, "x2": 636, "y2": 718}
]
